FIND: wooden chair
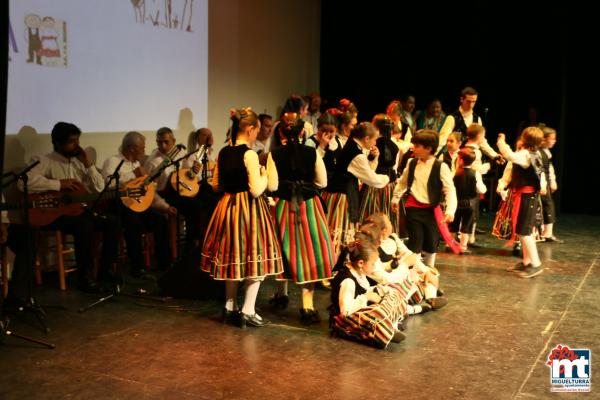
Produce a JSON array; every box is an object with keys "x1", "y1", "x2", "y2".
[{"x1": 35, "y1": 230, "x2": 76, "y2": 291}]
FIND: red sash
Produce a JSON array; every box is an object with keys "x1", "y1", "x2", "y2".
[{"x1": 507, "y1": 186, "x2": 536, "y2": 245}]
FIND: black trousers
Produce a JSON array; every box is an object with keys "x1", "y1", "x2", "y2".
[
  {"x1": 540, "y1": 193, "x2": 556, "y2": 224},
  {"x1": 406, "y1": 207, "x2": 439, "y2": 254},
  {"x1": 44, "y1": 212, "x2": 120, "y2": 283},
  {"x1": 121, "y1": 207, "x2": 171, "y2": 273}
]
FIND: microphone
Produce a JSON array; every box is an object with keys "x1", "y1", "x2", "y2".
[{"x1": 176, "y1": 144, "x2": 187, "y2": 150}]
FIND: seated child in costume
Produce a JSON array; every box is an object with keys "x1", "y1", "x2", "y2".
[
  {"x1": 362, "y1": 213, "x2": 447, "y2": 311},
  {"x1": 329, "y1": 232, "x2": 407, "y2": 348}
]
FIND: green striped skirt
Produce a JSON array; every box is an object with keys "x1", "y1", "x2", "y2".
[
  {"x1": 321, "y1": 191, "x2": 356, "y2": 256},
  {"x1": 358, "y1": 182, "x2": 401, "y2": 232},
  {"x1": 273, "y1": 197, "x2": 335, "y2": 284},
  {"x1": 201, "y1": 191, "x2": 283, "y2": 280}
]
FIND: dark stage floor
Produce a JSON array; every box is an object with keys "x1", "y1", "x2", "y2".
[{"x1": 1, "y1": 214, "x2": 598, "y2": 399}]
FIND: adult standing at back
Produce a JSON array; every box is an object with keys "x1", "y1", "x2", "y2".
[{"x1": 438, "y1": 87, "x2": 500, "y2": 161}]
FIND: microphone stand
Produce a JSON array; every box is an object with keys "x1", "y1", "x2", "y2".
[
  {"x1": 174, "y1": 152, "x2": 182, "y2": 261},
  {"x1": 78, "y1": 159, "x2": 127, "y2": 313},
  {"x1": 1, "y1": 162, "x2": 55, "y2": 349},
  {"x1": 150, "y1": 148, "x2": 200, "y2": 261}
]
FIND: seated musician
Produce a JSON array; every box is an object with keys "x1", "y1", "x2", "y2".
[
  {"x1": 19, "y1": 122, "x2": 119, "y2": 293},
  {"x1": 101, "y1": 131, "x2": 171, "y2": 278},
  {"x1": 144, "y1": 127, "x2": 203, "y2": 249}
]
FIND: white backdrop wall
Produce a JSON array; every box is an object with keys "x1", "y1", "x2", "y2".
[{"x1": 4, "y1": 0, "x2": 320, "y2": 174}]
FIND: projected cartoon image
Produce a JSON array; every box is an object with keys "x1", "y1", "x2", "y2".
[
  {"x1": 131, "y1": 0, "x2": 195, "y2": 32},
  {"x1": 24, "y1": 14, "x2": 41, "y2": 64},
  {"x1": 23, "y1": 13, "x2": 67, "y2": 68}
]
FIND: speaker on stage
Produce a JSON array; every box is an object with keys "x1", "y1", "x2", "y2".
[{"x1": 157, "y1": 246, "x2": 224, "y2": 300}]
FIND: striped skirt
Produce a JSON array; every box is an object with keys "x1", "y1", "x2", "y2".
[
  {"x1": 331, "y1": 284, "x2": 407, "y2": 349},
  {"x1": 273, "y1": 197, "x2": 335, "y2": 284},
  {"x1": 201, "y1": 192, "x2": 283, "y2": 280},
  {"x1": 321, "y1": 191, "x2": 356, "y2": 256},
  {"x1": 358, "y1": 183, "x2": 401, "y2": 233}
]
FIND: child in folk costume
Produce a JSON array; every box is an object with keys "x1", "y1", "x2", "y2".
[
  {"x1": 321, "y1": 122, "x2": 389, "y2": 256},
  {"x1": 539, "y1": 126, "x2": 563, "y2": 243},
  {"x1": 269, "y1": 113, "x2": 335, "y2": 325},
  {"x1": 449, "y1": 148, "x2": 487, "y2": 254},
  {"x1": 358, "y1": 114, "x2": 400, "y2": 226},
  {"x1": 497, "y1": 127, "x2": 546, "y2": 278},
  {"x1": 438, "y1": 132, "x2": 462, "y2": 175},
  {"x1": 305, "y1": 112, "x2": 342, "y2": 184},
  {"x1": 201, "y1": 108, "x2": 283, "y2": 328},
  {"x1": 463, "y1": 124, "x2": 494, "y2": 246},
  {"x1": 329, "y1": 233, "x2": 407, "y2": 348},
  {"x1": 391, "y1": 130, "x2": 459, "y2": 268},
  {"x1": 363, "y1": 213, "x2": 447, "y2": 312},
  {"x1": 493, "y1": 137, "x2": 524, "y2": 256}
]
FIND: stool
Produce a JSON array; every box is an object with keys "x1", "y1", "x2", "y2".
[{"x1": 35, "y1": 230, "x2": 76, "y2": 291}]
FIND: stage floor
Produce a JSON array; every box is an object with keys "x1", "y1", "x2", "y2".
[{"x1": 1, "y1": 214, "x2": 598, "y2": 399}]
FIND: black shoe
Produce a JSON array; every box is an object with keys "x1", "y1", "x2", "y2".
[
  {"x1": 518, "y1": 265, "x2": 544, "y2": 279},
  {"x1": 241, "y1": 313, "x2": 270, "y2": 328},
  {"x1": 507, "y1": 262, "x2": 528, "y2": 272},
  {"x1": 468, "y1": 242, "x2": 483, "y2": 248},
  {"x1": 419, "y1": 302, "x2": 433, "y2": 313},
  {"x1": 300, "y1": 308, "x2": 321, "y2": 325},
  {"x1": 437, "y1": 288, "x2": 445, "y2": 297},
  {"x1": 475, "y1": 228, "x2": 486, "y2": 234},
  {"x1": 543, "y1": 236, "x2": 564, "y2": 244},
  {"x1": 512, "y1": 243, "x2": 522, "y2": 257},
  {"x1": 77, "y1": 279, "x2": 105, "y2": 294},
  {"x1": 222, "y1": 308, "x2": 241, "y2": 325},
  {"x1": 461, "y1": 249, "x2": 472, "y2": 255},
  {"x1": 391, "y1": 330, "x2": 406, "y2": 343},
  {"x1": 427, "y1": 297, "x2": 448, "y2": 310},
  {"x1": 268, "y1": 294, "x2": 289, "y2": 310},
  {"x1": 131, "y1": 269, "x2": 157, "y2": 282}
]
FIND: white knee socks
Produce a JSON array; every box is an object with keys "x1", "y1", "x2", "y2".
[
  {"x1": 519, "y1": 235, "x2": 541, "y2": 268},
  {"x1": 241, "y1": 279, "x2": 262, "y2": 317},
  {"x1": 225, "y1": 281, "x2": 239, "y2": 311}
]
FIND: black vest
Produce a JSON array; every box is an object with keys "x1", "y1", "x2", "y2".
[
  {"x1": 406, "y1": 158, "x2": 443, "y2": 206},
  {"x1": 511, "y1": 151, "x2": 543, "y2": 190},
  {"x1": 218, "y1": 144, "x2": 250, "y2": 193},
  {"x1": 375, "y1": 137, "x2": 399, "y2": 181},
  {"x1": 330, "y1": 265, "x2": 367, "y2": 316},
  {"x1": 539, "y1": 148, "x2": 552, "y2": 185},
  {"x1": 327, "y1": 139, "x2": 363, "y2": 222},
  {"x1": 451, "y1": 110, "x2": 480, "y2": 143},
  {"x1": 322, "y1": 136, "x2": 344, "y2": 181},
  {"x1": 453, "y1": 167, "x2": 478, "y2": 201},
  {"x1": 271, "y1": 143, "x2": 318, "y2": 202}
]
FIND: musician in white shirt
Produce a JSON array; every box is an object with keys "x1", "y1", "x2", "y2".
[
  {"x1": 102, "y1": 131, "x2": 171, "y2": 278},
  {"x1": 21, "y1": 122, "x2": 119, "y2": 293},
  {"x1": 144, "y1": 126, "x2": 203, "y2": 247}
]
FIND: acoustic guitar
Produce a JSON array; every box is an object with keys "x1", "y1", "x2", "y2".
[
  {"x1": 26, "y1": 180, "x2": 153, "y2": 226},
  {"x1": 169, "y1": 146, "x2": 215, "y2": 197}
]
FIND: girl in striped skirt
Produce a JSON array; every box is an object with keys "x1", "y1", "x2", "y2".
[
  {"x1": 329, "y1": 233, "x2": 407, "y2": 348},
  {"x1": 270, "y1": 113, "x2": 335, "y2": 325},
  {"x1": 201, "y1": 108, "x2": 283, "y2": 328},
  {"x1": 359, "y1": 114, "x2": 400, "y2": 229},
  {"x1": 321, "y1": 122, "x2": 390, "y2": 256}
]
